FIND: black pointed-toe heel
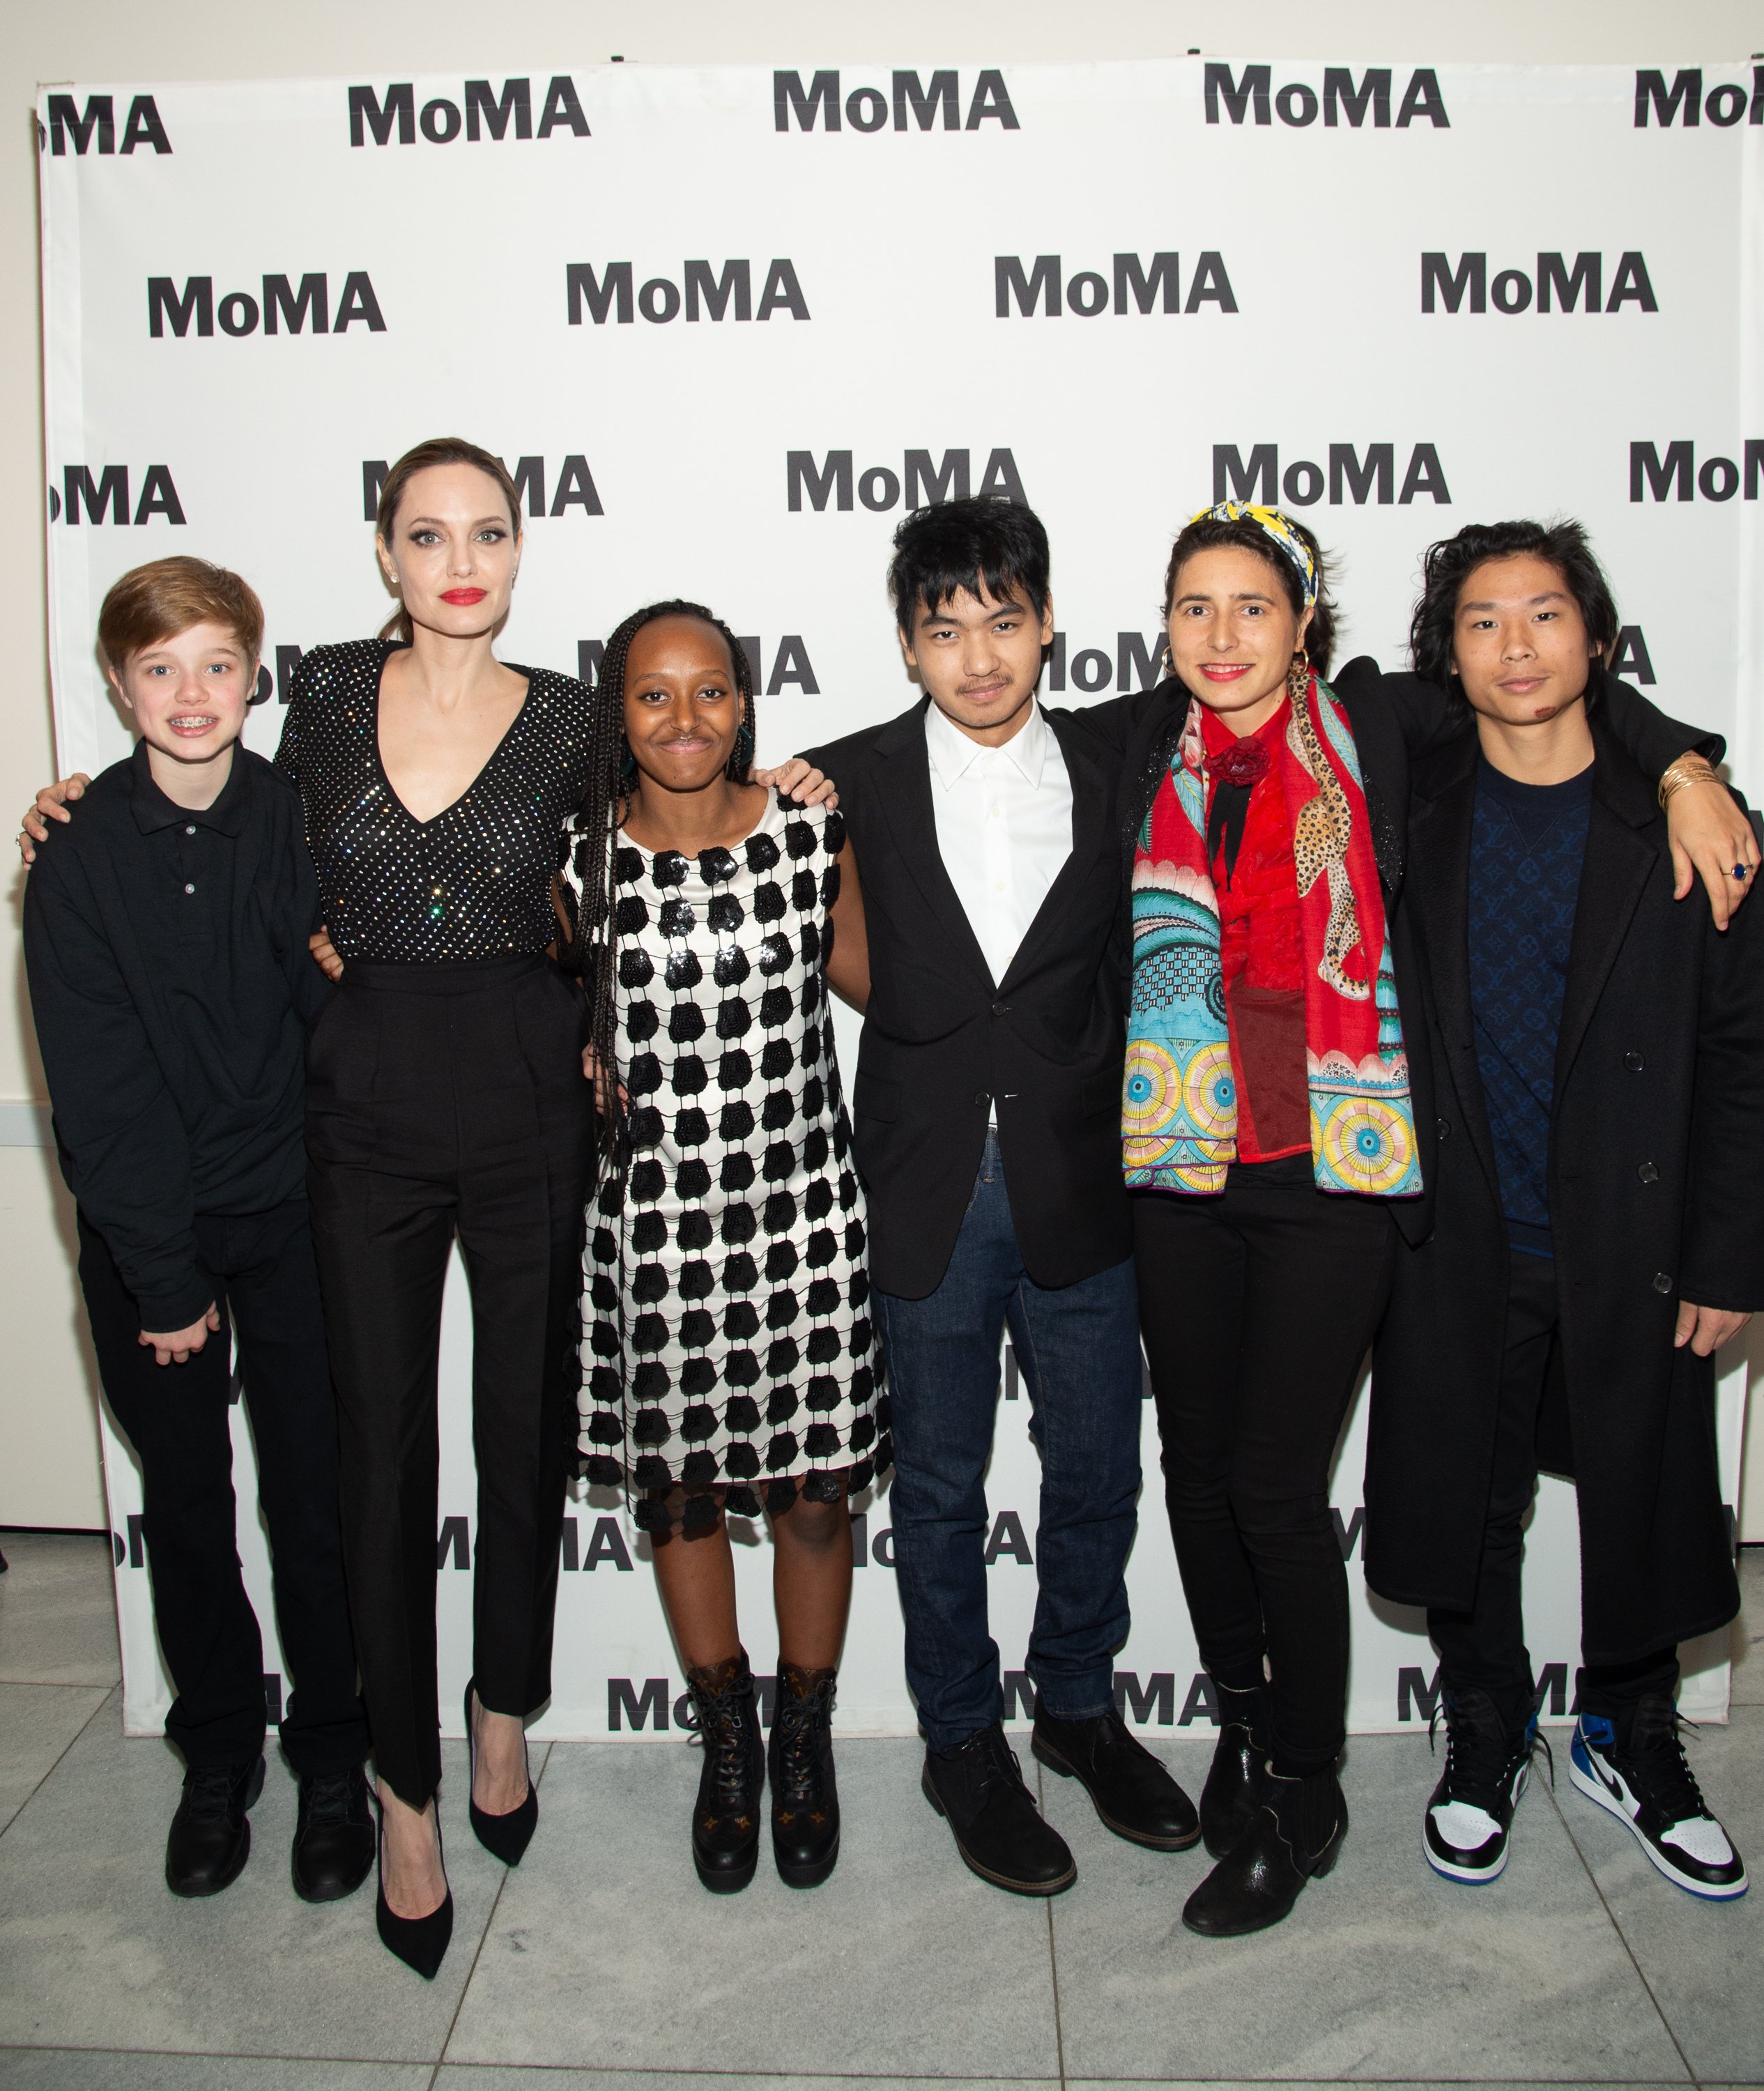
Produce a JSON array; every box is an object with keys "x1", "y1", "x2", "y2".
[
  {"x1": 464, "y1": 1677, "x2": 538, "y2": 1867},
  {"x1": 374, "y1": 1796, "x2": 454, "y2": 1981}
]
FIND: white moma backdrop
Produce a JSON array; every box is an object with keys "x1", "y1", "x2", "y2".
[{"x1": 39, "y1": 57, "x2": 1760, "y2": 1742}]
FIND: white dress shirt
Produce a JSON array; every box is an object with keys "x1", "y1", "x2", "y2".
[{"x1": 923, "y1": 696, "x2": 1074, "y2": 989}]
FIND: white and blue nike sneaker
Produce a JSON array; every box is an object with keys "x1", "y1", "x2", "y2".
[
  {"x1": 1423, "y1": 1685, "x2": 1544, "y2": 1884},
  {"x1": 1569, "y1": 1698, "x2": 1748, "y2": 1900}
]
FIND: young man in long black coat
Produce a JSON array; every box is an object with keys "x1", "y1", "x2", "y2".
[{"x1": 1365, "y1": 520, "x2": 1763, "y2": 1900}]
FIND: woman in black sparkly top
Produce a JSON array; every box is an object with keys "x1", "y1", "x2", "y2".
[{"x1": 276, "y1": 436, "x2": 594, "y2": 1977}]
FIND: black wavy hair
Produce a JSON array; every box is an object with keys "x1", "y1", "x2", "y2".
[
  {"x1": 1409, "y1": 518, "x2": 1618, "y2": 690},
  {"x1": 562, "y1": 599, "x2": 756, "y2": 1176},
  {"x1": 887, "y1": 496, "x2": 1050, "y2": 634},
  {"x1": 1161, "y1": 513, "x2": 1337, "y2": 675}
]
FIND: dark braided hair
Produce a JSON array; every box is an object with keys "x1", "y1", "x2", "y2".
[{"x1": 562, "y1": 599, "x2": 758, "y2": 1180}]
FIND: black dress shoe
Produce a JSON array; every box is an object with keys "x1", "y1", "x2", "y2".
[
  {"x1": 464, "y1": 1678, "x2": 537, "y2": 1866},
  {"x1": 291, "y1": 1764, "x2": 375, "y2": 1902},
  {"x1": 1200, "y1": 1680, "x2": 1271, "y2": 1859},
  {"x1": 923, "y1": 1723, "x2": 1075, "y2": 1897},
  {"x1": 769, "y1": 1661, "x2": 841, "y2": 1888},
  {"x1": 1183, "y1": 1766, "x2": 1347, "y2": 1937},
  {"x1": 687, "y1": 1651, "x2": 765, "y2": 1893},
  {"x1": 1031, "y1": 1706, "x2": 1200, "y2": 1851},
  {"x1": 374, "y1": 1797, "x2": 453, "y2": 1980},
  {"x1": 165, "y1": 1755, "x2": 265, "y2": 1898}
]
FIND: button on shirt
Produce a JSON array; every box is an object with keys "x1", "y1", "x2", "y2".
[{"x1": 924, "y1": 698, "x2": 1073, "y2": 986}]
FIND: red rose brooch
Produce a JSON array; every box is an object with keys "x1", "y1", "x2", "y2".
[{"x1": 1209, "y1": 737, "x2": 1271, "y2": 789}]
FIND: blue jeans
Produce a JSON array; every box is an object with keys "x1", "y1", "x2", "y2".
[{"x1": 875, "y1": 1129, "x2": 1142, "y2": 1751}]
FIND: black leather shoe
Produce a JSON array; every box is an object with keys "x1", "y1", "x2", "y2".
[
  {"x1": 770, "y1": 1661, "x2": 841, "y2": 1887},
  {"x1": 1183, "y1": 1766, "x2": 1347, "y2": 1937},
  {"x1": 374, "y1": 1795, "x2": 453, "y2": 1980},
  {"x1": 1200, "y1": 1680, "x2": 1271, "y2": 1858},
  {"x1": 292, "y1": 1763, "x2": 375, "y2": 1902},
  {"x1": 687, "y1": 1651, "x2": 765, "y2": 1893},
  {"x1": 464, "y1": 1678, "x2": 537, "y2": 1866},
  {"x1": 1032, "y1": 1705, "x2": 1200, "y2": 1851},
  {"x1": 923, "y1": 1723, "x2": 1075, "y2": 1897},
  {"x1": 165, "y1": 1755, "x2": 265, "y2": 1897}
]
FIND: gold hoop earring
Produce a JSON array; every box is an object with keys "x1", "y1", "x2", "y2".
[{"x1": 1287, "y1": 651, "x2": 1310, "y2": 703}]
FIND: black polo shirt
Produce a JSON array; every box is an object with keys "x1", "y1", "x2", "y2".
[{"x1": 23, "y1": 740, "x2": 329, "y2": 1328}]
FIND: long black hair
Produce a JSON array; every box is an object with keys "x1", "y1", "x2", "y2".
[
  {"x1": 562, "y1": 599, "x2": 758, "y2": 1177},
  {"x1": 1409, "y1": 518, "x2": 1618, "y2": 690}
]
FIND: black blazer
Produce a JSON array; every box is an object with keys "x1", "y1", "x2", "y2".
[
  {"x1": 805, "y1": 700, "x2": 1133, "y2": 1298},
  {"x1": 1365, "y1": 703, "x2": 1763, "y2": 1659}
]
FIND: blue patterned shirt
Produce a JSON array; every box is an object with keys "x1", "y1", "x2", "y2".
[{"x1": 1466, "y1": 753, "x2": 1594, "y2": 1257}]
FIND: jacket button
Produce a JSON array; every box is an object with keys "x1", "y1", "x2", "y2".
[
  {"x1": 973, "y1": 1092, "x2": 990, "y2": 1108},
  {"x1": 1625, "y1": 1051, "x2": 1644, "y2": 1073},
  {"x1": 1436, "y1": 1117, "x2": 1451, "y2": 1140},
  {"x1": 991, "y1": 1000, "x2": 1011, "y2": 1017},
  {"x1": 1652, "y1": 1271, "x2": 1673, "y2": 1294},
  {"x1": 1638, "y1": 1161, "x2": 1659, "y2": 1184}
]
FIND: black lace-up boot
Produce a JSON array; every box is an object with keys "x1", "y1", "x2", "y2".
[
  {"x1": 769, "y1": 1661, "x2": 841, "y2": 1887},
  {"x1": 166, "y1": 1756, "x2": 265, "y2": 1897},
  {"x1": 687, "y1": 1651, "x2": 766, "y2": 1893},
  {"x1": 1571, "y1": 1693, "x2": 1747, "y2": 1899},
  {"x1": 292, "y1": 1762, "x2": 375, "y2": 1901},
  {"x1": 922, "y1": 1722, "x2": 1075, "y2": 1896},
  {"x1": 1183, "y1": 1763, "x2": 1347, "y2": 1936},
  {"x1": 1423, "y1": 1684, "x2": 1543, "y2": 1885},
  {"x1": 1199, "y1": 1679, "x2": 1271, "y2": 1858}
]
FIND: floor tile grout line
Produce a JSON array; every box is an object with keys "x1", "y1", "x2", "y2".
[
  {"x1": 1542, "y1": 1771, "x2": 1700, "y2": 2087},
  {"x1": 1036, "y1": 1759, "x2": 1068, "y2": 2091},
  {"x1": 0, "y1": 1677, "x2": 118, "y2": 1844}
]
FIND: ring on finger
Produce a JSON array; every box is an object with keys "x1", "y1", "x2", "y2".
[{"x1": 1732, "y1": 864, "x2": 1750, "y2": 880}]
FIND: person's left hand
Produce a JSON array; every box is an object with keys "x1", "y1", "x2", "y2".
[
  {"x1": 1665, "y1": 776, "x2": 1760, "y2": 930},
  {"x1": 308, "y1": 928, "x2": 344, "y2": 982},
  {"x1": 756, "y1": 757, "x2": 838, "y2": 809},
  {"x1": 1673, "y1": 1301, "x2": 1751, "y2": 1356}
]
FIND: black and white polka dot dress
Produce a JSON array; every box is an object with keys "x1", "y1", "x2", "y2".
[{"x1": 564, "y1": 791, "x2": 887, "y2": 1526}]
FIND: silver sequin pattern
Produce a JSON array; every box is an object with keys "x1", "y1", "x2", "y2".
[{"x1": 274, "y1": 638, "x2": 595, "y2": 962}]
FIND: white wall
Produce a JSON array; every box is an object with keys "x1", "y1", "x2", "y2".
[{"x1": 6, "y1": 0, "x2": 1764, "y2": 1535}]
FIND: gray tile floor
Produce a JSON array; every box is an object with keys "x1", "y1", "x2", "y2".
[{"x1": 0, "y1": 1531, "x2": 1758, "y2": 2091}]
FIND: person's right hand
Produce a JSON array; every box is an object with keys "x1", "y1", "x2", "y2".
[
  {"x1": 138, "y1": 1303, "x2": 220, "y2": 1368},
  {"x1": 581, "y1": 1043, "x2": 629, "y2": 1117},
  {"x1": 18, "y1": 773, "x2": 91, "y2": 865},
  {"x1": 308, "y1": 928, "x2": 344, "y2": 982}
]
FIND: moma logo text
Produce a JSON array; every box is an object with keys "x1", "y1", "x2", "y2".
[
  {"x1": 1634, "y1": 68, "x2": 1763, "y2": 126},
  {"x1": 773, "y1": 68, "x2": 1018, "y2": 132},
  {"x1": 1204, "y1": 63, "x2": 1448, "y2": 128},
  {"x1": 1630, "y1": 441, "x2": 1764, "y2": 503},
  {"x1": 567, "y1": 259, "x2": 809, "y2": 325},
  {"x1": 995, "y1": 252, "x2": 1236, "y2": 317},
  {"x1": 149, "y1": 273, "x2": 386, "y2": 339},
  {"x1": 1422, "y1": 251, "x2": 1657, "y2": 314},
  {"x1": 362, "y1": 455, "x2": 603, "y2": 521},
  {"x1": 45, "y1": 93, "x2": 170, "y2": 155},
  {"x1": 787, "y1": 447, "x2": 1026, "y2": 513},
  {"x1": 349, "y1": 77, "x2": 588, "y2": 145},
  {"x1": 1214, "y1": 441, "x2": 1451, "y2": 507},
  {"x1": 52, "y1": 465, "x2": 185, "y2": 526}
]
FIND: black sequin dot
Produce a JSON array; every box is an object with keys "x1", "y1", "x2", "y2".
[
  {"x1": 723, "y1": 1251, "x2": 759, "y2": 1292},
  {"x1": 761, "y1": 1040, "x2": 794, "y2": 1081},
  {"x1": 628, "y1": 1105, "x2": 665, "y2": 1148},
  {"x1": 707, "y1": 892, "x2": 744, "y2": 933},
  {"x1": 723, "y1": 1301, "x2": 760, "y2": 1340},
  {"x1": 765, "y1": 1289, "x2": 799, "y2": 1330},
  {"x1": 714, "y1": 946, "x2": 751, "y2": 986},
  {"x1": 678, "y1": 1259, "x2": 715, "y2": 1300},
  {"x1": 764, "y1": 1190, "x2": 797, "y2": 1233},
  {"x1": 631, "y1": 1312, "x2": 670, "y2": 1356},
  {"x1": 767, "y1": 1387, "x2": 801, "y2": 1424},
  {"x1": 753, "y1": 880, "x2": 786, "y2": 925},
  {"x1": 676, "y1": 1159, "x2": 712, "y2": 1202},
  {"x1": 804, "y1": 1178, "x2": 834, "y2": 1221},
  {"x1": 614, "y1": 846, "x2": 645, "y2": 884},
  {"x1": 680, "y1": 1308, "x2": 716, "y2": 1350},
  {"x1": 720, "y1": 1098, "x2": 756, "y2": 1139},
  {"x1": 632, "y1": 1211, "x2": 666, "y2": 1254},
  {"x1": 759, "y1": 932, "x2": 792, "y2": 974},
  {"x1": 784, "y1": 819, "x2": 816, "y2": 861},
  {"x1": 626, "y1": 998, "x2": 659, "y2": 1042},
  {"x1": 677, "y1": 1209, "x2": 713, "y2": 1250},
  {"x1": 590, "y1": 1273, "x2": 619, "y2": 1313},
  {"x1": 766, "y1": 1241, "x2": 800, "y2": 1282},
  {"x1": 659, "y1": 897, "x2": 697, "y2": 937},
  {"x1": 652, "y1": 851, "x2": 687, "y2": 889},
  {"x1": 719, "y1": 1203, "x2": 756, "y2": 1246},
  {"x1": 631, "y1": 1158, "x2": 666, "y2": 1204},
  {"x1": 718, "y1": 1052, "x2": 753, "y2": 1094},
  {"x1": 627, "y1": 1052, "x2": 662, "y2": 1098},
  {"x1": 724, "y1": 1347, "x2": 760, "y2": 1386},
  {"x1": 671, "y1": 1054, "x2": 708, "y2": 1097},
  {"x1": 716, "y1": 999, "x2": 753, "y2": 1040},
  {"x1": 631, "y1": 1262, "x2": 669, "y2": 1305},
  {"x1": 802, "y1": 1075, "x2": 825, "y2": 1119},
  {"x1": 619, "y1": 949, "x2": 654, "y2": 988},
  {"x1": 762, "y1": 1091, "x2": 796, "y2": 1133},
  {"x1": 759, "y1": 986, "x2": 793, "y2": 1027},
  {"x1": 674, "y1": 1108, "x2": 710, "y2": 1147},
  {"x1": 806, "y1": 1228, "x2": 838, "y2": 1269},
  {"x1": 635, "y1": 1454, "x2": 674, "y2": 1489},
  {"x1": 765, "y1": 1432, "x2": 800, "y2": 1471},
  {"x1": 804, "y1": 1373, "x2": 841, "y2": 1411},
  {"x1": 745, "y1": 831, "x2": 781, "y2": 873},
  {"x1": 587, "y1": 1410, "x2": 622, "y2": 1445},
  {"x1": 806, "y1": 1278, "x2": 841, "y2": 1317},
  {"x1": 791, "y1": 869, "x2": 818, "y2": 912},
  {"x1": 762, "y1": 1140, "x2": 796, "y2": 1184},
  {"x1": 806, "y1": 1327, "x2": 841, "y2": 1365},
  {"x1": 631, "y1": 1407, "x2": 671, "y2": 1446},
  {"x1": 700, "y1": 845, "x2": 737, "y2": 884},
  {"x1": 615, "y1": 896, "x2": 649, "y2": 934},
  {"x1": 664, "y1": 949, "x2": 703, "y2": 990},
  {"x1": 668, "y1": 1003, "x2": 706, "y2": 1043},
  {"x1": 680, "y1": 1356, "x2": 717, "y2": 1397},
  {"x1": 799, "y1": 921, "x2": 822, "y2": 966},
  {"x1": 725, "y1": 1394, "x2": 762, "y2": 1434},
  {"x1": 804, "y1": 1423, "x2": 841, "y2": 1460},
  {"x1": 720, "y1": 1152, "x2": 756, "y2": 1193},
  {"x1": 725, "y1": 1441, "x2": 761, "y2": 1480},
  {"x1": 767, "y1": 1336, "x2": 800, "y2": 1377},
  {"x1": 803, "y1": 1128, "x2": 830, "y2": 1172},
  {"x1": 682, "y1": 1450, "x2": 720, "y2": 1486},
  {"x1": 680, "y1": 1404, "x2": 718, "y2": 1443}
]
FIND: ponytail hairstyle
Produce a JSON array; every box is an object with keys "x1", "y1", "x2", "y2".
[
  {"x1": 562, "y1": 599, "x2": 758, "y2": 1178},
  {"x1": 1409, "y1": 517, "x2": 1619, "y2": 694},
  {"x1": 374, "y1": 436, "x2": 523, "y2": 644},
  {"x1": 1161, "y1": 510, "x2": 1337, "y2": 675}
]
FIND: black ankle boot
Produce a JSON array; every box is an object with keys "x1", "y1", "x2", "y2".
[
  {"x1": 769, "y1": 1661, "x2": 840, "y2": 1888},
  {"x1": 1183, "y1": 1764, "x2": 1347, "y2": 1937},
  {"x1": 687, "y1": 1652, "x2": 765, "y2": 1894},
  {"x1": 1200, "y1": 1680, "x2": 1271, "y2": 1859}
]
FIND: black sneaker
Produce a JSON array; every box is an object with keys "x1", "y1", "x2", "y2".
[
  {"x1": 1422, "y1": 1686, "x2": 1544, "y2": 1885},
  {"x1": 292, "y1": 1764, "x2": 375, "y2": 1902},
  {"x1": 1570, "y1": 1696, "x2": 1747, "y2": 1900},
  {"x1": 166, "y1": 1755, "x2": 265, "y2": 1897}
]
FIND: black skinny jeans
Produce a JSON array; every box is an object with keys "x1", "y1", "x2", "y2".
[
  {"x1": 81, "y1": 1199, "x2": 367, "y2": 1776},
  {"x1": 1427, "y1": 1249, "x2": 1677, "y2": 1729},
  {"x1": 305, "y1": 953, "x2": 592, "y2": 1808},
  {"x1": 1135, "y1": 1156, "x2": 1394, "y2": 1776}
]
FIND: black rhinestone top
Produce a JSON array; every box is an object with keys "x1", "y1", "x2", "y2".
[{"x1": 274, "y1": 638, "x2": 595, "y2": 962}]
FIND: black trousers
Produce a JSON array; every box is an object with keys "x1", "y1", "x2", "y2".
[
  {"x1": 1135, "y1": 1158, "x2": 1395, "y2": 1775},
  {"x1": 79, "y1": 1199, "x2": 367, "y2": 1775},
  {"x1": 1427, "y1": 1250, "x2": 1678, "y2": 1727},
  {"x1": 305, "y1": 953, "x2": 592, "y2": 1807}
]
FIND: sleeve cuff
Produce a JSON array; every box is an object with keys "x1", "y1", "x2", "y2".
[{"x1": 134, "y1": 1277, "x2": 214, "y2": 1333}]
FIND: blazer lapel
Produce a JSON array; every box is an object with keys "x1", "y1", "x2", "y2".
[
  {"x1": 872, "y1": 700, "x2": 995, "y2": 988},
  {"x1": 1555, "y1": 727, "x2": 1659, "y2": 1092},
  {"x1": 1409, "y1": 733, "x2": 1501, "y2": 1197},
  {"x1": 997, "y1": 710, "x2": 1101, "y2": 995}
]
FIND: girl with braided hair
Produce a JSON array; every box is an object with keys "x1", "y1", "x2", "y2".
[{"x1": 558, "y1": 600, "x2": 884, "y2": 1894}]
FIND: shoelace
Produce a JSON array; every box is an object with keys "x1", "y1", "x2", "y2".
[
  {"x1": 182, "y1": 1766, "x2": 243, "y2": 1823},
  {"x1": 774, "y1": 1685, "x2": 835, "y2": 1802},
  {"x1": 1428, "y1": 1699, "x2": 1551, "y2": 1810},
  {"x1": 302, "y1": 1772, "x2": 358, "y2": 1827},
  {"x1": 1616, "y1": 1703, "x2": 1708, "y2": 1823},
  {"x1": 693, "y1": 1696, "x2": 756, "y2": 1809}
]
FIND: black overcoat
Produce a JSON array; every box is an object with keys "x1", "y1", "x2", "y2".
[{"x1": 1364, "y1": 703, "x2": 1764, "y2": 1660}]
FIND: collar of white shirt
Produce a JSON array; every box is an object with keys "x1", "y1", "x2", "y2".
[{"x1": 923, "y1": 696, "x2": 1050, "y2": 792}]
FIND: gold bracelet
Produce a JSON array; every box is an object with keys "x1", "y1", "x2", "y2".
[{"x1": 1659, "y1": 756, "x2": 1719, "y2": 810}]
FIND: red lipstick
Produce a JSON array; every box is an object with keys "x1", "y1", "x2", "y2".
[{"x1": 440, "y1": 588, "x2": 487, "y2": 606}]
